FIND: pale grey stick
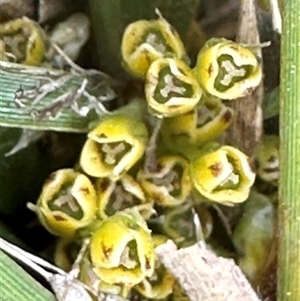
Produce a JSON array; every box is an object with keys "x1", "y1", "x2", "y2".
[{"x1": 156, "y1": 240, "x2": 261, "y2": 301}]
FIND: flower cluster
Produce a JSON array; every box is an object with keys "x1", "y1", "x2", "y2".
[{"x1": 31, "y1": 13, "x2": 266, "y2": 301}]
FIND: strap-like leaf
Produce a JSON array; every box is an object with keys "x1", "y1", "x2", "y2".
[
  {"x1": 0, "y1": 61, "x2": 113, "y2": 132},
  {"x1": 0, "y1": 250, "x2": 56, "y2": 301}
]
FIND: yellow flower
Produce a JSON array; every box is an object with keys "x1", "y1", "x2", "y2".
[
  {"x1": 121, "y1": 14, "x2": 186, "y2": 78},
  {"x1": 190, "y1": 145, "x2": 256, "y2": 205},
  {"x1": 30, "y1": 169, "x2": 97, "y2": 237},
  {"x1": 253, "y1": 135, "x2": 279, "y2": 186},
  {"x1": 95, "y1": 174, "x2": 153, "y2": 220},
  {"x1": 90, "y1": 209, "x2": 155, "y2": 286},
  {"x1": 145, "y1": 58, "x2": 203, "y2": 117},
  {"x1": 162, "y1": 96, "x2": 233, "y2": 144},
  {"x1": 0, "y1": 17, "x2": 46, "y2": 65},
  {"x1": 80, "y1": 113, "x2": 148, "y2": 180},
  {"x1": 193, "y1": 38, "x2": 262, "y2": 99},
  {"x1": 135, "y1": 235, "x2": 175, "y2": 299},
  {"x1": 138, "y1": 155, "x2": 192, "y2": 207}
]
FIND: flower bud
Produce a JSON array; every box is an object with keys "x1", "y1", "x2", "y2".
[
  {"x1": 135, "y1": 235, "x2": 175, "y2": 299},
  {"x1": 232, "y1": 191, "x2": 276, "y2": 282},
  {"x1": 193, "y1": 38, "x2": 262, "y2": 99},
  {"x1": 80, "y1": 114, "x2": 148, "y2": 180},
  {"x1": 121, "y1": 15, "x2": 186, "y2": 78},
  {"x1": 90, "y1": 209, "x2": 155, "y2": 286},
  {"x1": 30, "y1": 169, "x2": 97, "y2": 237},
  {"x1": 138, "y1": 155, "x2": 192, "y2": 207},
  {"x1": 190, "y1": 145, "x2": 256, "y2": 205},
  {"x1": 254, "y1": 135, "x2": 279, "y2": 186},
  {"x1": 145, "y1": 58, "x2": 203, "y2": 117},
  {"x1": 0, "y1": 17, "x2": 46, "y2": 65}
]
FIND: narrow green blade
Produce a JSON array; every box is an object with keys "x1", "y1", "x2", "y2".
[
  {"x1": 0, "y1": 61, "x2": 113, "y2": 133},
  {"x1": 0, "y1": 250, "x2": 56, "y2": 301}
]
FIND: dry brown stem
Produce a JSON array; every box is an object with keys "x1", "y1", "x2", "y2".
[{"x1": 224, "y1": 0, "x2": 263, "y2": 156}]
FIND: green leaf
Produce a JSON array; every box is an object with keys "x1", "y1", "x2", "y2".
[
  {"x1": 0, "y1": 126, "x2": 51, "y2": 214},
  {"x1": 0, "y1": 61, "x2": 113, "y2": 133},
  {"x1": 0, "y1": 250, "x2": 56, "y2": 301}
]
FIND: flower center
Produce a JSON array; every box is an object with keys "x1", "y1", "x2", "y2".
[{"x1": 102, "y1": 142, "x2": 126, "y2": 165}]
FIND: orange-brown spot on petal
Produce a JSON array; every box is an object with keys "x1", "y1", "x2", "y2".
[
  {"x1": 53, "y1": 215, "x2": 66, "y2": 222},
  {"x1": 145, "y1": 257, "x2": 151, "y2": 270},
  {"x1": 97, "y1": 133, "x2": 108, "y2": 138},
  {"x1": 207, "y1": 63, "x2": 214, "y2": 76},
  {"x1": 102, "y1": 243, "x2": 113, "y2": 259},
  {"x1": 80, "y1": 187, "x2": 90, "y2": 195},
  {"x1": 209, "y1": 162, "x2": 223, "y2": 177}
]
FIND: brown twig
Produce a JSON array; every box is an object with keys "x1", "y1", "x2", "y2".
[{"x1": 224, "y1": 0, "x2": 263, "y2": 157}]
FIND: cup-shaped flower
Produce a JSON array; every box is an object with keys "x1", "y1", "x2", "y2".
[
  {"x1": 138, "y1": 155, "x2": 192, "y2": 207},
  {"x1": 190, "y1": 145, "x2": 255, "y2": 205},
  {"x1": 79, "y1": 254, "x2": 133, "y2": 298},
  {"x1": 0, "y1": 17, "x2": 46, "y2": 65},
  {"x1": 253, "y1": 135, "x2": 279, "y2": 186},
  {"x1": 193, "y1": 38, "x2": 262, "y2": 99},
  {"x1": 30, "y1": 169, "x2": 97, "y2": 237},
  {"x1": 90, "y1": 209, "x2": 155, "y2": 286},
  {"x1": 162, "y1": 96, "x2": 233, "y2": 144},
  {"x1": 134, "y1": 235, "x2": 175, "y2": 299},
  {"x1": 95, "y1": 174, "x2": 153, "y2": 220},
  {"x1": 232, "y1": 191, "x2": 276, "y2": 282},
  {"x1": 121, "y1": 15, "x2": 186, "y2": 78},
  {"x1": 80, "y1": 114, "x2": 148, "y2": 180},
  {"x1": 148, "y1": 204, "x2": 198, "y2": 248},
  {"x1": 145, "y1": 58, "x2": 203, "y2": 117}
]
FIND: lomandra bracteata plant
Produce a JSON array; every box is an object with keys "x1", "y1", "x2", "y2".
[{"x1": 24, "y1": 10, "x2": 275, "y2": 301}]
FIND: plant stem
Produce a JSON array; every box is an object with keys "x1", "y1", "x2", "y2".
[{"x1": 278, "y1": 1, "x2": 300, "y2": 300}]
